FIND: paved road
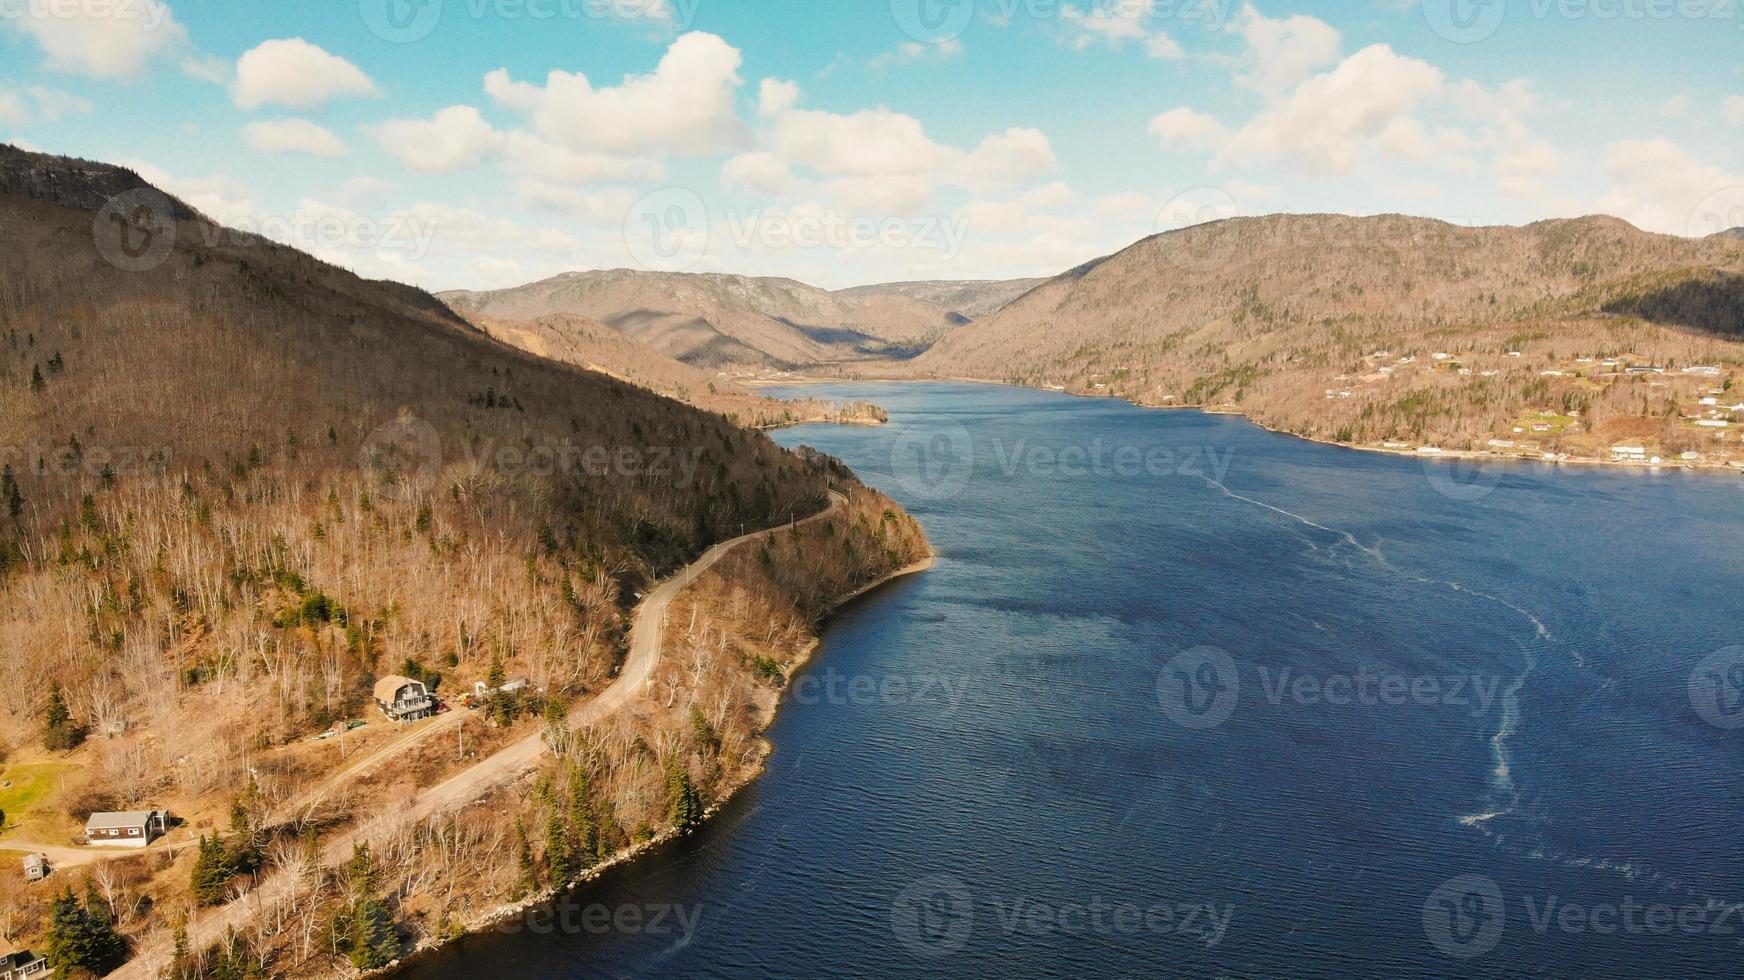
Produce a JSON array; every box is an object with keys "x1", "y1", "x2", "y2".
[{"x1": 111, "y1": 493, "x2": 845, "y2": 978}]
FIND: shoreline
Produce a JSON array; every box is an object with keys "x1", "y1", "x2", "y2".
[
  {"x1": 383, "y1": 551, "x2": 936, "y2": 976},
  {"x1": 756, "y1": 375, "x2": 1744, "y2": 479}
]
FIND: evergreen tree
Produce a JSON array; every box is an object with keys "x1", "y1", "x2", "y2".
[
  {"x1": 191, "y1": 833, "x2": 236, "y2": 906},
  {"x1": 568, "y1": 765, "x2": 598, "y2": 862},
  {"x1": 515, "y1": 818, "x2": 539, "y2": 896},
  {"x1": 348, "y1": 898, "x2": 399, "y2": 970},
  {"x1": 666, "y1": 756, "x2": 702, "y2": 833},
  {"x1": 44, "y1": 886, "x2": 125, "y2": 978},
  {"x1": 41, "y1": 684, "x2": 84, "y2": 752},
  {"x1": 544, "y1": 809, "x2": 576, "y2": 886},
  {"x1": 2, "y1": 464, "x2": 21, "y2": 520},
  {"x1": 29, "y1": 365, "x2": 45, "y2": 392}
]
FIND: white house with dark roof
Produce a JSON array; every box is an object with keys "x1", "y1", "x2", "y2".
[{"x1": 83, "y1": 810, "x2": 169, "y2": 848}]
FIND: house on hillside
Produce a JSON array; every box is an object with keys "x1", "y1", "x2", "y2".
[
  {"x1": 19, "y1": 853, "x2": 46, "y2": 883},
  {"x1": 0, "y1": 950, "x2": 47, "y2": 980},
  {"x1": 374, "y1": 675, "x2": 436, "y2": 721},
  {"x1": 84, "y1": 810, "x2": 170, "y2": 848},
  {"x1": 474, "y1": 677, "x2": 531, "y2": 698}
]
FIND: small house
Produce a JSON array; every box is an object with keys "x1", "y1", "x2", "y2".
[
  {"x1": 84, "y1": 810, "x2": 169, "y2": 848},
  {"x1": 474, "y1": 677, "x2": 531, "y2": 698},
  {"x1": 374, "y1": 675, "x2": 436, "y2": 721},
  {"x1": 0, "y1": 951, "x2": 47, "y2": 980},
  {"x1": 20, "y1": 854, "x2": 46, "y2": 883}
]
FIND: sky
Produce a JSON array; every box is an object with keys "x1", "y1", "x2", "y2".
[{"x1": 2, "y1": 0, "x2": 1743, "y2": 291}]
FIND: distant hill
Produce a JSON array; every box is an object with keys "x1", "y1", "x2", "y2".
[
  {"x1": 472, "y1": 311, "x2": 887, "y2": 427},
  {"x1": 835, "y1": 278, "x2": 1046, "y2": 320},
  {"x1": 1716, "y1": 227, "x2": 1744, "y2": 240},
  {"x1": 441, "y1": 270, "x2": 974, "y2": 369},
  {"x1": 911, "y1": 213, "x2": 1744, "y2": 458}
]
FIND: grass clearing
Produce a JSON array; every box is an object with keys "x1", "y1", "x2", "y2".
[{"x1": 0, "y1": 761, "x2": 83, "y2": 840}]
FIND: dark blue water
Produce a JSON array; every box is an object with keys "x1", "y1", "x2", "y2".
[{"x1": 409, "y1": 383, "x2": 1744, "y2": 978}]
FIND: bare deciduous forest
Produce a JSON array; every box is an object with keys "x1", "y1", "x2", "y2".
[{"x1": 0, "y1": 146, "x2": 928, "y2": 977}]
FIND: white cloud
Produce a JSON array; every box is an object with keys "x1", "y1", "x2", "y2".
[
  {"x1": 871, "y1": 39, "x2": 965, "y2": 70},
  {"x1": 0, "y1": 85, "x2": 93, "y2": 127},
  {"x1": 514, "y1": 181, "x2": 640, "y2": 224},
  {"x1": 758, "y1": 78, "x2": 800, "y2": 118},
  {"x1": 1219, "y1": 45, "x2": 1445, "y2": 175},
  {"x1": 1658, "y1": 94, "x2": 1690, "y2": 118},
  {"x1": 500, "y1": 131, "x2": 666, "y2": 184},
  {"x1": 5, "y1": 0, "x2": 188, "y2": 78},
  {"x1": 770, "y1": 105, "x2": 949, "y2": 178},
  {"x1": 244, "y1": 118, "x2": 347, "y2": 157},
  {"x1": 1227, "y1": 5, "x2": 1341, "y2": 100},
  {"x1": 369, "y1": 105, "x2": 500, "y2": 173},
  {"x1": 722, "y1": 151, "x2": 803, "y2": 196},
  {"x1": 1726, "y1": 96, "x2": 1744, "y2": 127},
  {"x1": 1148, "y1": 107, "x2": 1231, "y2": 151},
  {"x1": 1598, "y1": 139, "x2": 1744, "y2": 236},
  {"x1": 1062, "y1": 0, "x2": 1185, "y2": 59},
  {"x1": 965, "y1": 127, "x2": 1057, "y2": 187},
  {"x1": 233, "y1": 39, "x2": 377, "y2": 110},
  {"x1": 484, "y1": 32, "x2": 747, "y2": 157}
]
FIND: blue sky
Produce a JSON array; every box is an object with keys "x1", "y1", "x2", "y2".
[{"x1": 3, "y1": 0, "x2": 1742, "y2": 290}]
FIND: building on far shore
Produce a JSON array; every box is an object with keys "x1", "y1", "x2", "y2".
[
  {"x1": 374, "y1": 675, "x2": 436, "y2": 721},
  {"x1": 84, "y1": 810, "x2": 170, "y2": 848},
  {"x1": 0, "y1": 950, "x2": 47, "y2": 980}
]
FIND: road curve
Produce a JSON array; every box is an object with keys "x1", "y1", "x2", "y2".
[{"x1": 112, "y1": 491, "x2": 846, "y2": 979}]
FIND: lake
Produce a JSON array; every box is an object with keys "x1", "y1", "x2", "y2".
[{"x1": 406, "y1": 382, "x2": 1744, "y2": 978}]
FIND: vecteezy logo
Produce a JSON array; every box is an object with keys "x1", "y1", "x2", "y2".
[
  {"x1": 888, "y1": 421, "x2": 973, "y2": 501},
  {"x1": 1690, "y1": 646, "x2": 1744, "y2": 731},
  {"x1": 890, "y1": 874, "x2": 973, "y2": 958},
  {"x1": 1421, "y1": 0, "x2": 1507, "y2": 44},
  {"x1": 360, "y1": 0, "x2": 444, "y2": 43},
  {"x1": 1154, "y1": 187, "x2": 1242, "y2": 274},
  {"x1": 360, "y1": 410, "x2": 443, "y2": 499},
  {"x1": 891, "y1": 0, "x2": 976, "y2": 44},
  {"x1": 623, "y1": 187, "x2": 710, "y2": 272},
  {"x1": 1423, "y1": 875, "x2": 1506, "y2": 959},
  {"x1": 1686, "y1": 187, "x2": 1744, "y2": 240},
  {"x1": 1156, "y1": 646, "x2": 1240, "y2": 730},
  {"x1": 94, "y1": 189, "x2": 177, "y2": 273},
  {"x1": 1423, "y1": 455, "x2": 1507, "y2": 503}
]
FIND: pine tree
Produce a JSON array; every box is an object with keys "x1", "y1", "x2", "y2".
[
  {"x1": 45, "y1": 886, "x2": 125, "y2": 978},
  {"x1": 666, "y1": 756, "x2": 702, "y2": 833},
  {"x1": 348, "y1": 898, "x2": 399, "y2": 970},
  {"x1": 544, "y1": 809, "x2": 576, "y2": 886},
  {"x1": 514, "y1": 819, "x2": 539, "y2": 896},
  {"x1": 29, "y1": 365, "x2": 45, "y2": 392},
  {"x1": 568, "y1": 765, "x2": 597, "y2": 862},
  {"x1": 1, "y1": 464, "x2": 21, "y2": 520},
  {"x1": 191, "y1": 833, "x2": 236, "y2": 906},
  {"x1": 41, "y1": 684, "x2": 84, "y2": 752}
]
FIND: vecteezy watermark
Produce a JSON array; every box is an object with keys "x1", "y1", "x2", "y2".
[
  {"x1": 1257, "y1": 668, "x2": 1503, "y2": 718},
  {"x1": 360, "y1": 412, "x2": 444, "y2": 500},
  {"x1": 94, "y1": 188, "x2": 177, "y2": 273},
  {"x1": 890, "y1": 874, "x2": 1233, "y2": 957},
  {"x1": 1160, "y1": 650, "x2": 1507, "y2": 729},
  {"x1": 0, "y1": 0, "x2": 173, "y2": 30},
  {"x1": 463, "y1": 442, "x2": 706, "y2": 483},
  {"x1": 497, "y1": 897, "x2": 704, "y2": 939},
  {"x1": 1156, "y1": 646, "x2": 1240, "y2": 730},
  {"x1": 93, "y1": 192, "x2": 445, "y2": 273},
  {"x1": 0, "y1": 442, "x2": 169, "y2": 481},
  {"x1": 788, "y1": 669, "x2": 974, "y2": 712},
  {"x1": 1689, "y1": 645, "x2": 1744, "y2": 731},
  {"x1": 890, "y1": 0, "x2": 1232, "y2": 44},
  {"x1": 989, "y1": 438, "x2": 1235, "y2": 482},
  {"x1": 889, "y1": 421, "x2": 975, "y2": 501},
  {"x1": 1688, "y1": 187, "x2": 1744, "y2": 239},
  {"x1": 1423, "y1": 455, "x2": 1509, "y2": 503},
  {"x1": 1423, "y1": 875, "x2": 1507, "y2": 959},
  {"x1": 726, "y1": 210, "x2": 972, "y2": 260},
  {"x1": 359, "y1": 0, "x2": 696, "y2": 43},
  {"x1": 1424, "y1": 875, "x2": 1744, "y2": 960},
  {"x1": 1153, "y1": 186, "x2": 1243, "y2": 274},
  {"x1": 1423, "y1": 0, "x2": 1743, "y2": 44},
  {"x1": 623, "y1": 187, "x2": 711, "y2": 272}
]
